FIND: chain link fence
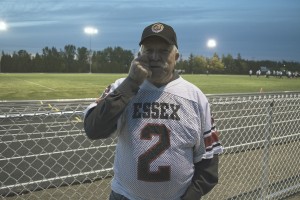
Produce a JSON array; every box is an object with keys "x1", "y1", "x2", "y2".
[{"x1": 0, "y1": 93, "x2": 299, "y2": 200}]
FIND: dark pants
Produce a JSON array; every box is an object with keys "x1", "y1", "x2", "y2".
[{"x1": 109, "y1": 190, "x2": 130, "y2": 200}]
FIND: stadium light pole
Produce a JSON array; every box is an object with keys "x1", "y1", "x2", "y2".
[
  {"x1": 206, "y1": 38, "x2": 217, "y2": 73},
  {"x1": 0, "y1": 20, "x2": 8, "y2": 73},
  {"x1": 84, "y1": 27, "x2": 98, "y2": 73}
]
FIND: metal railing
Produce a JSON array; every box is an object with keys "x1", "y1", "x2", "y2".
[{"x1": 0, "y1": 92, "x2": 299, "y2": 200}]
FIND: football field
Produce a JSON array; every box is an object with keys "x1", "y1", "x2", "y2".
[{"x1": 0, "y1": 73, "x2": 299, "y2": 100}]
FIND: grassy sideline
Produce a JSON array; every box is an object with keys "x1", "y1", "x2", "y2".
[{"x1": 0, "y1": 73, "x2": 299, "y2": 100}]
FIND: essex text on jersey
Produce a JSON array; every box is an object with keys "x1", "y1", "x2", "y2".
[{"x1": 132, "y1": 102, "x2": 180, "y2": 120}]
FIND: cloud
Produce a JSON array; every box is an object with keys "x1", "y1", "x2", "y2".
[
  {"x1": 8, "y1": 20, "x2": 59, "y2": 28},
  {"x1": 1, "y1": 0, "x2": 300, "y2": 61}
]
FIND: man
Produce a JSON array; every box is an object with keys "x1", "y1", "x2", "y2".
[{"x1": 84, "y1": 22, "x2": 223, "y2": 200}]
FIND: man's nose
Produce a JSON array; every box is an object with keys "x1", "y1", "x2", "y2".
[{"x1": 150, "y1": 50, "x2": 160, "y2": 61}]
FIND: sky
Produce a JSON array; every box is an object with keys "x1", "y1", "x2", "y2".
[{"x1": 0, "y1": 0, "x2": 300, "y2": 62}]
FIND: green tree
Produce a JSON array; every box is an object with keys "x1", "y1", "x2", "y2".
[
  {"x1": 15, "y1": 50, "x2": 31, "y2": 72},
  {"x1": 32, "y1": 53, "x2": 43, "y2": 72},
  {"x1": 235, "y1": 53, "x2": 248, "y2": 74},
  {"x1": 94, "y1": 46, "x2": 133, "y2": 73},
  {"x1": 41, "y1": 47, "x2": 63, "y2": 72},
  {"x1": 187, "y1": 54, "x2": 195, "y2": 73},
  {"x1": 222, "y1": 54, "x2": 236, "y2": 74},
  {"x1": 63, "y1": 44, "x2": 77, "y2": 72},
  {"x1": 193, "y1": 56, "x2": 207, "y2": 73},
  {"x1": 209, "y1": 53, "x2": 224, "y2": 73},
  {"x1": 0, "y1": 52, "x2": 12, "y2": 72},
  {"x1": 77, "y1": 47, "x2": 89, "y2": 73}
]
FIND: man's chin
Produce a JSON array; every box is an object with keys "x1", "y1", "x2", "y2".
[
  {"x1": 150, "y1": 66, "x2": 162, "y2": 70},
  {"x1": 150, "y1": 69, "x2": 164, "y2": 77},
  {"x1": 148, "y1": 73, "x2": 166, "y2": 83}
]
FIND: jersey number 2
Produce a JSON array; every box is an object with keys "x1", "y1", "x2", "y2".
[{"x1": 137, "y1": 124, "x2": 171, "y2": 182}]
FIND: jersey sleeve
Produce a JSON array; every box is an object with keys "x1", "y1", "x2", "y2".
[
  {"x1": 202, "y1": 103, "x2": 223, "y2": 159},
  {"x1": 83, "y1": 78, "x2": 126, "y2": 118},
  {"x1": 83, "y1": 77, "x2": 139, "y2": 140},
  {"x1": 193, "y1": 98, "x2": 223, "y2": 162}
]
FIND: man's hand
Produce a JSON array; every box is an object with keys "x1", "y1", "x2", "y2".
[{"x1": 128, "y1": 54, "x2": 152, "y2": 85}]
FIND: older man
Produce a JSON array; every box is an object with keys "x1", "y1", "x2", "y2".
[{"x1": 84, "y1": 22, "x2": 223, "y2": 200}]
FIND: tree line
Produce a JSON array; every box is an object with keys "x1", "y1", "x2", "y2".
[
  {"x1": 0, "y1": 45, "x2": 133, "y2": 73},
  {"x1": 1, "y1": 44, "x2": 299, "y2": 74}
]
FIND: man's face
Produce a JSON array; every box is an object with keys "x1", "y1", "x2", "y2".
[{"x1": 141, "y1": 36, "x2": 179, "y2": 86}]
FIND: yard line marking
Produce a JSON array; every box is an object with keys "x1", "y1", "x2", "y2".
[
  {"x1": 48, "y1": 103, "x2": 60, "y2": 112},
  {"x1": 74, "y1": 116, "x2": 83, "y2": 122},
  {"x1": 21, "y1": 79, "x2": 56, "y2": 91}
]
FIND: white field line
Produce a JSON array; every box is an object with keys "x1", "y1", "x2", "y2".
[{"x1": 14, "y1": 78, "x2": 56, "y2": 91}]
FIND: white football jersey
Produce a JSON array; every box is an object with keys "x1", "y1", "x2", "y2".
[{"x1": 100, "y1": 77, "x2": 222, "y2": 200}]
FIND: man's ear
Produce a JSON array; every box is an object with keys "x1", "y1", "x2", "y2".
[
  {"x1": 135, "y1": 51, "x2": 141, "y2": 58},
  {"x1": 175, "y1": 52, "x2": 179, "y2": 61}
]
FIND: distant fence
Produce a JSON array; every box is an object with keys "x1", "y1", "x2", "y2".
[{"x1": 0, "y1": 92, "x2": 299, "y2": 200}]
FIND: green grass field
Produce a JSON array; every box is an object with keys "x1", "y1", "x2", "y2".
[{"x1": 0, "y1": 73, "x2": 299, "y2": 100}]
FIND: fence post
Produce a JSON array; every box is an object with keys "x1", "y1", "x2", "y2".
[{"x1": 261, "y1": 100, "x2": 274, "y2": 200}]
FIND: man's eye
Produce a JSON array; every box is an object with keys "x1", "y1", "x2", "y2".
[
  {"x1": 144, "y1": 49, "x2": 153, "y2": 54},
  {"x1": 142, "y1": 48, "x2": 169, "y2": 55},
  {"x1": 160, "y1": 49, "x2": 170, "y2": 54}
]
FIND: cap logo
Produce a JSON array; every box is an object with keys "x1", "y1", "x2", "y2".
[{"x1": 151, "y1": 23, "x2": 164, "y2": 33}]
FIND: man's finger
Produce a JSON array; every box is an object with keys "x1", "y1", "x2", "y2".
[{"x1": 135, "y1": 54, "x2": 149, "y2": 66}]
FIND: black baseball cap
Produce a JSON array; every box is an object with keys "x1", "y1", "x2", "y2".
[{"x1": 139, "y1": 22, "x2": 178, "y2": 48}]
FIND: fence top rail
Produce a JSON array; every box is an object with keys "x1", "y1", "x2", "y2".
[
  {"x1": 206, "y1": 91, "x2": 300, "y2": 97},
  {"x1": 0, "y1": 91, "x2": 299, "y2": 103},
  {"x1": 0, "y1": 98, "x2": 95, "y2": 103}
]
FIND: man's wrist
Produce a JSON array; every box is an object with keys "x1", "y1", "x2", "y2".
[{"x1": 116, "y1": 76, "x2": 140, "y2": 97}]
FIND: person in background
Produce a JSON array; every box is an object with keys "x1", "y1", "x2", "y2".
[{"x1": 84, "y1": 22, "x2": 223, "y2": 200}]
